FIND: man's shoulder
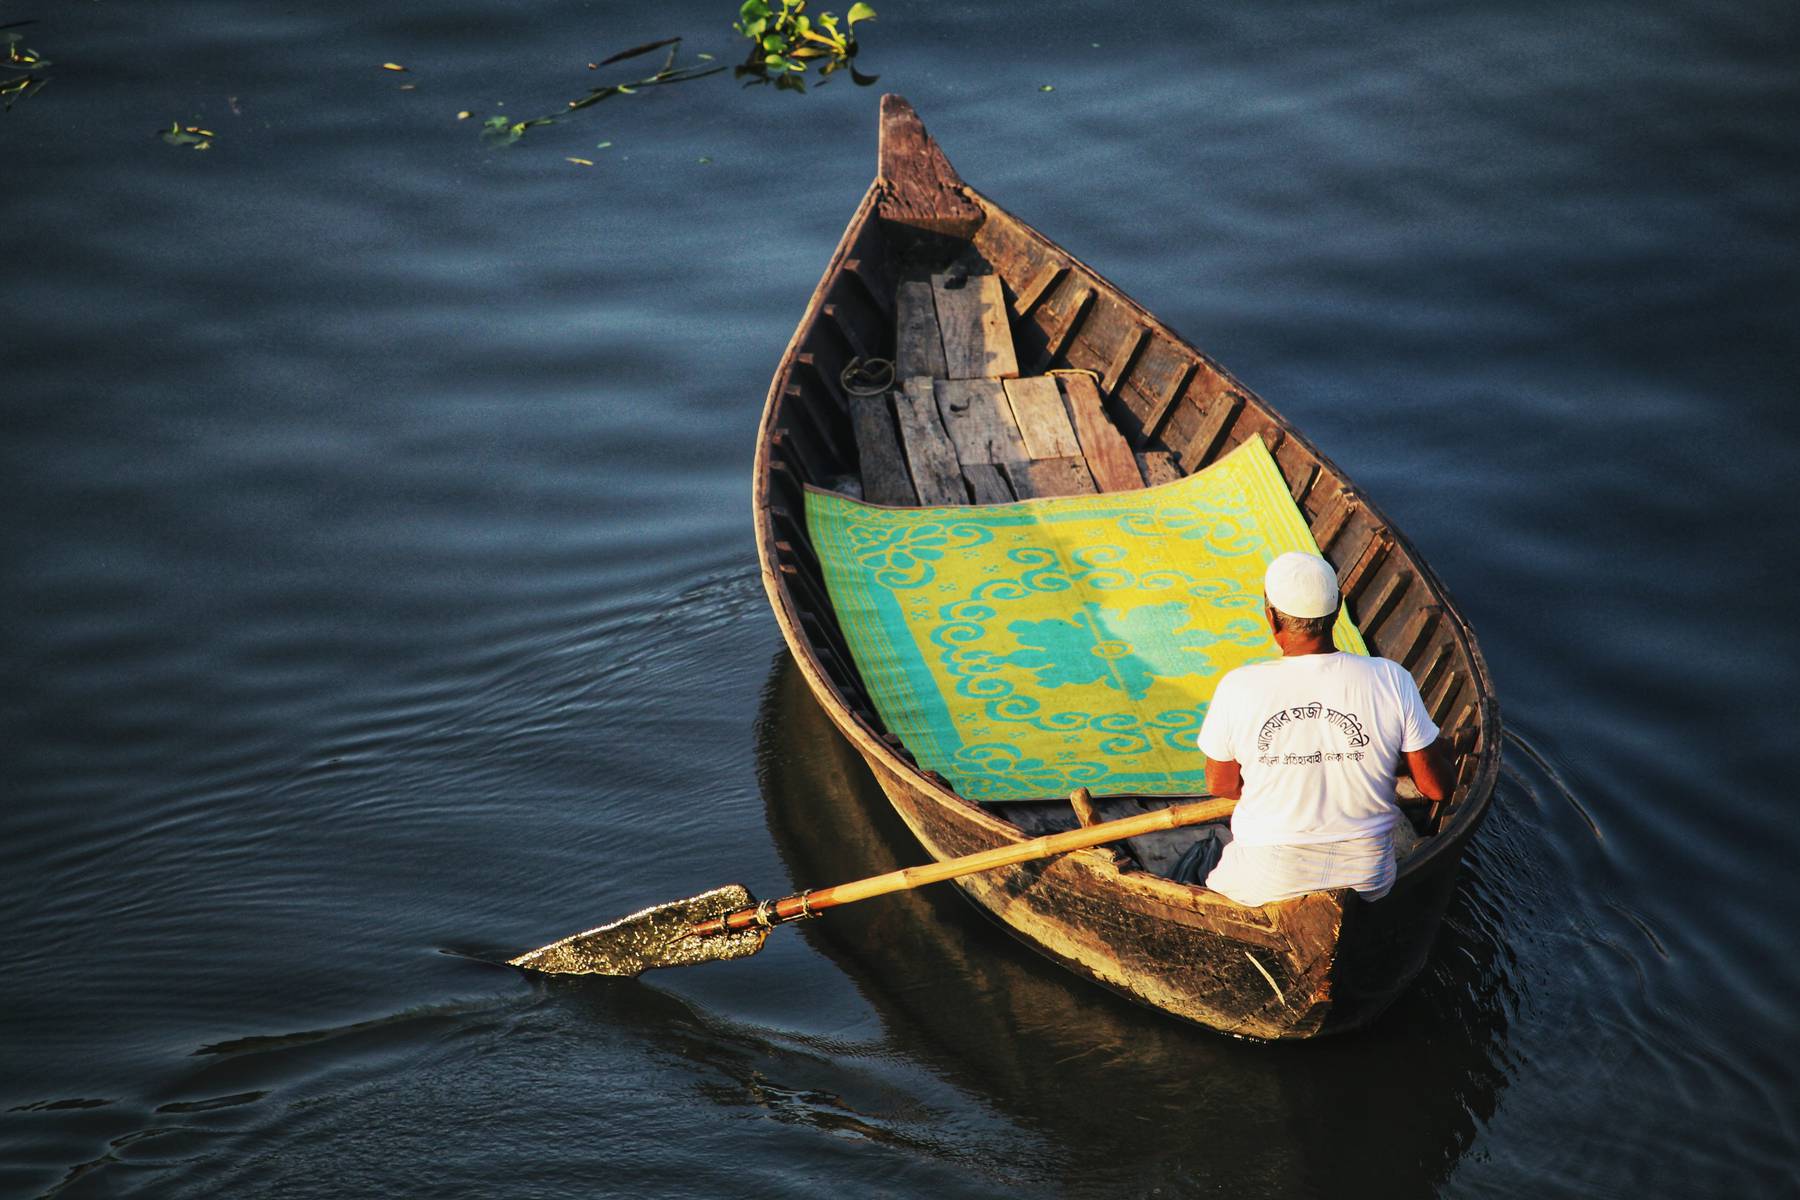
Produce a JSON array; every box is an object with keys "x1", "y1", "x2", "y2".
[
  {"x1": 1357, "y1": 653, "x2": 1419, "y2": 687},
  {"x1": 1222, "y1": 655, "x2": 1286, "y2": 679},
  {"x1": 1209, "y1": 656, "x2": 1287, "y2": 709},
  {"x1": 1214, "y1": 656, "x2": 1283, "y2": 691}
]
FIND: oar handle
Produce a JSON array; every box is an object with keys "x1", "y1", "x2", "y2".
[{"x1": 691, "y1": 794, "x2": 1237, "y2": 937}]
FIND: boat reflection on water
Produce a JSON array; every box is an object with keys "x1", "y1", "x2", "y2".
[{"x1": 753, "y1": 651, "x2": 1512, "y2": 1196}]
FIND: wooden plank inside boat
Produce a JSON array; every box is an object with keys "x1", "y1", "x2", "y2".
[
  {"x1": 1004, "y1": 456, "x2": 1096, "y2": 498},
  {"x1": 1011, "y1": 260, "x2": 1066, "y2": 317},
  {"x1": 1059, "y1": 373, "x2": 1145, "y2": 492},
  {"x1": 933, "y1": 273, "x2": 1019, "y2": 380},
  {"x1": 893, "y1": 376, "x2": 968, "y2": 506},
  {"x1": 895, "y1": 280, "x2": 949, "y2": 380},
  {"x1": 1137, "y1": 450, "x2": 1182, "y2": 487},
  {"x1": 935, "y1": 378, "x2": 1028, "y2": 467},
  {"x1": 1117, "y1": 342, "x2": 1193, "y2": 447},
  {"x1": 1002, "y1": 376, "x2": 1082, "y2": 459},
  {"x1": 847, "y1": 392, "x2": 919, "y2": 506},
  {"x1": 961, "y1": 462, "x2": 1014, "y2": 504}
]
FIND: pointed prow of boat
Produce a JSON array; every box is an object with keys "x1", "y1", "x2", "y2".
[{"x1": 876, "y1": 94, "x2": 985, "y2": 252}]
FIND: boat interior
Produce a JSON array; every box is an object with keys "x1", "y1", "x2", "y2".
[{"x1": 759, "y1": 117, "x2": 1496, "y2": 884}]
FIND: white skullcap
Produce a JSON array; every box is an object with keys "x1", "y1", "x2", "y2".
[{"x1": 1264, "y1": 552, "x2": 1340, "y2": 619}]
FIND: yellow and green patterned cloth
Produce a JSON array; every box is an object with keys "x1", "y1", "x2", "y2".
[{"x1": 805, "y1": 436, "x2": 1367, "y2": 802}]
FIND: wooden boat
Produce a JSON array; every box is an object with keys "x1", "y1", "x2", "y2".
[
  {"x1": 754, "y1": 650, "x2": 1507, "y2": 1181},
  {"x1": 752, "y1": 95, "x2": 1501, "y2": 1040}
]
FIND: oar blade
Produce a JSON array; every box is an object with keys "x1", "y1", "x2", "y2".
[{"x1": 508, "y1": 884, "x2": 768, "y2": 977}]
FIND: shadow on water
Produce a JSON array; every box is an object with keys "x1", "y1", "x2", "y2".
[{"x1": 750, "y1": 651, "x2": 1514, "y2": 1198}]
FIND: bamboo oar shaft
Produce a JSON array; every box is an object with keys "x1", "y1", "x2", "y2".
[{"x1": 692, "y1": 795, "x2": 1236, "y2": 937}]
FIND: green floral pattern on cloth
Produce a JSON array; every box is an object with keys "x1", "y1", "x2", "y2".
[
  {"x1": 804, "y1": 436, "x2": 1367, "y2": 801},
  {"x1": 996, "y1": 601, "x2": 1265, "y2": 701}
]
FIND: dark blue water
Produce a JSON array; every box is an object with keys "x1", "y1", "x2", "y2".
[{"x1": 4, "y1": 1, "x2": 1796, "y2": 1195}]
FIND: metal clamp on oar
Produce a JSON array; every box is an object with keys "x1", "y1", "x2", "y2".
[{"x1": 686, "y1": 889, "x2": 823, "y2": 939}]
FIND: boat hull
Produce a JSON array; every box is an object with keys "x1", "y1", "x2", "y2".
[{"x1": 753, "y1": 96, "x2": 1499, "y2": 1039}]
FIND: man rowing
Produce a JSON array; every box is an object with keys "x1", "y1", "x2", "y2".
[{"x1": 1192, "y1": 552, "x2": 1454, "y2": 905}]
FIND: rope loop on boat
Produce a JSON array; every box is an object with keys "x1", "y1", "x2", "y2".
[
  {"x1": 841, "y1": 357, "x2": 895, "y2": 397},
  {"x1": 1047, "y1": 367, "x2": 1102, "y2": 387},
  {"x1": 753, "y1": 898, "x2": 780, "y2": 928}
]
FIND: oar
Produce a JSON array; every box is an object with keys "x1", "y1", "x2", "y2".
[{"x1": 508, "y1": 794, "x2": 1237, "y2": 977}]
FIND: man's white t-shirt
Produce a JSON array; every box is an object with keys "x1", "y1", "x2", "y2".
[{"x1": 1197, "y1": 650, "x2": 1437, "y2": 866}]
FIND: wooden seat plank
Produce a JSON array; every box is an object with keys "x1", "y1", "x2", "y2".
[
  {"x1": 847, "y1": 392, "x2": 919, "y2": 506},
  {"x1": 1059, "y1": 374, "x2": 1144, "y2": 492},
  {"x1": 895, "y1": 280, "x2": 949, "y2": 380},
  {"x1": 1002, "y1": 377, "x2": 1082, "y2": 459},
  {"x1": 893, "y1": 377, "x2": 968, "y2": 506},
  {"x1": 935, "y1": 379, "x2": 1028, "y2": 465},
  {"x1": 1004, "y1": 457, "x2": 1096, "y2": 499},
  {"x1": 932, "y1": 273, "x2": 1020, "y2": 379}
]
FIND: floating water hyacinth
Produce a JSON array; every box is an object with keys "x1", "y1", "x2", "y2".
[
  {"x1": 160, "y1": 122, "x2": 216, "y2": 150},
  {"x1": 480, "y1": 114, "x2": 554, "y2": 145},
  {"x1": 733, "y1": 0, "x2": 878, "y2": 90},
  {"x1": 2, "y1": 26, "x2": 52, "y2": 110}
]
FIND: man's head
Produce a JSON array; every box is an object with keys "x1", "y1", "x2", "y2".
[{"x1": 1263, "y1": 552, "x2": 1339, "y2": 639}]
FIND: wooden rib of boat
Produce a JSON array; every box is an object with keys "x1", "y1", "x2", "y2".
[{"x1": 752, "y1": 95, "x2": 1501, "y2": 1040}]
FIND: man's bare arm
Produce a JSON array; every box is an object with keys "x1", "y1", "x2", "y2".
[
  {"x1": 1205, "y1": 757, "x2": 1243, "y2": 801},
  {"x1": 1402, "y1": 739, "x2": 1456, "y2": 802}
]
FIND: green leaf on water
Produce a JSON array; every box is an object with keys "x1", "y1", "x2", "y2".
[{"x1": 846, "y1": 3, "x2": 876, "y2": 26}]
